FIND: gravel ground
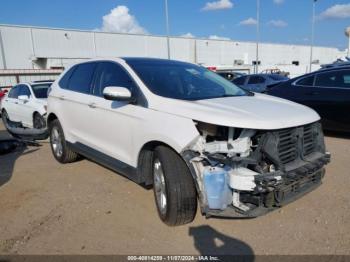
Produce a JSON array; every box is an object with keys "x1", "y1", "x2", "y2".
[{"x1": 0, "y1": 122, "x2": 349, "y2": 256}]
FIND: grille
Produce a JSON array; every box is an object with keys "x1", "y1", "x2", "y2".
[
  {"x1": 277, "y1": 123, "x2": 317, "y2": 165},
  {"x1": 278, "y1": 128, "x2": 298, "y2": 164},
  {"x1": 303, "y1": 124, "x2": 316, "y2": 156}
]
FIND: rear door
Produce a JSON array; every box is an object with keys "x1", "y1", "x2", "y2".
[
  {"x1": 16, "y1": 84, "x2": 34, "y2": 127},
  {"x1": 3, "y1": 85, "x2": 21, "y2": 121},
  {"x1": 312, "y1": 69, "x2": 350, "y2": 130},
  {"x1": 56, "y1": 62, "x2": 97, "y2": 144}
]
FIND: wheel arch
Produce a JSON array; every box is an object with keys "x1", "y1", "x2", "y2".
[
  {"x1": 137, "y1": 140, "x2": 183, "y2": 186},
  {"x1": 47, "y1": 113, "x2": 58, "y2": 126}
]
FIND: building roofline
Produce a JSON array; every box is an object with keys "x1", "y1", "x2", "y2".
[{"x1": 0, "y1": 23, "x2": 343, "y2": 51}]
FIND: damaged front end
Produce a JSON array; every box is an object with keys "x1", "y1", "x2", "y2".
[{"x1": 182, "y1": 121, "x2": 331, "y2": 218}]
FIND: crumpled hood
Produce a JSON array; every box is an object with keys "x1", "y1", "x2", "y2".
[{"x1": 149, "y1": 93, "x2": 320, "y2": 130}]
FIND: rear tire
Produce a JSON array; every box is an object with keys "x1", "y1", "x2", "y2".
[
  {"x1": 153, "y1": 146, "x2": 197, "y2": 226},
  {"x1": 49, "y1": 119, "x2": 79, "y2": 163},
  {"x1": 33, "y1": 113, "x2": 46, "y2": 129}
]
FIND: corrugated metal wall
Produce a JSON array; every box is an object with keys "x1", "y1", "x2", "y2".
[{"x1": 0, "y1": 24, "x2": 344, "y2": 75}]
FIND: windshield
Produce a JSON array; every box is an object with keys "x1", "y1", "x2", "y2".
[
  {"x1": 127, "y1": 60, "x2": 247, "y2": 100},
  {"x1": 31, "y1": 83, "x2": 51, "y2": 99}
]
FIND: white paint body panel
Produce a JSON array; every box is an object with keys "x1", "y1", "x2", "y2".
[
  {"x1": 147, "y1": 92, "x2": 320, "y2": 130},
  {"x1": 48, "y1": 58, "x2": 320, "y2": 168}
]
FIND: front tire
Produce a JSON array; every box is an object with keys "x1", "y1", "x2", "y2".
[
  {"x1": 1, "y1": 109, "x2": 9, "y2": 127},
  {"x1": 153, "y1": 146, "x2": 197, "y2": 226},
  {"x1": 49, "y1": 119, "x2": 79, "y2": 163}
]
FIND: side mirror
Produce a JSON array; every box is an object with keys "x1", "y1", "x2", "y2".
[
  {"x1": 18, "y1": 95, "x2": 29, "y2": 102},
  {"x1": 103, "y1": 86, "x2": 134, "y2": 102}
]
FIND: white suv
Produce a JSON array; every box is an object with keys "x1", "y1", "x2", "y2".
[{"x1": 47, "y1": 58, "x2": 330, "y2": 226}]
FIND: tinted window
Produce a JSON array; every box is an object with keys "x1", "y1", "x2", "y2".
[
  {"x1": 59, "y1": 66, "x2": 76, "y2": 89},
  {"x1": 233, "y1": 76, "x2": 247, "y2": 86},
  {"x1": 94, "y1": 62, "x2": 135, "y2": 97},
  {"x1": 127, "y1": 60, "x2": 247, "y2": 100},
  {"x1": 68, "y1": 63, "x2": 97, "y2": 94},
  {"x1": 269, "y1": 74, "x2": 289, "y2": 81},
  {"x1": 18, "y1": 85, "x2": 31, "y2": 97},
  {"x1": 218, "y1": 72, "x2": 234, "y2": 81},
  {"x1": 248, "y1": 76, "x2": 265, "y2": 84},
  {"x1": 8, "y1": 86, "x2": 20, "y2": 98},
  {"x1": 31, "y1": 84, "x2": 51, "y2": 98},
  {"x1": 296, "y1": 76, "x2": 314, "y2": 86},
  {"x1": 315, "y1": 70, "x2": 350, "y2": 88}
]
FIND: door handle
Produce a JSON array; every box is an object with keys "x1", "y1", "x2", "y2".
[
  {"x1": 88, "y1": 102, "x2": 97, "y2": 109},
  {"x1": 59, "y1": 95, "x2": 65, "y2": 101}
]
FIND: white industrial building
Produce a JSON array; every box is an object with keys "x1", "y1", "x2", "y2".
[{"x1": 0, "y1": 24, "x2": 347, "y2": 87}]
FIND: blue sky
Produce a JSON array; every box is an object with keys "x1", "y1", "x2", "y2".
[{"x1": 0, "y1": 0, "x2": 349, "y2": 50}]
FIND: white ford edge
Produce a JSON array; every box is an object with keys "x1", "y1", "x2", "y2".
[{"x1": 47, "y1": 58, "x2": 330, "y2": 226}]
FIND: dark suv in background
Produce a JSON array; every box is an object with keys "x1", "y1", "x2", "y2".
[{"x1": 267, "y1": 66, "x2": 350, "y2": 132}]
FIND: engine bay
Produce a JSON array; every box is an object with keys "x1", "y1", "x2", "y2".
[{"x1": 183, "y1": 121, "x2": 331, "y2": 217}]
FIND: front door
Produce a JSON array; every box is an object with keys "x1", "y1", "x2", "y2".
[{"x1": 86, "y1": 61, "x2": 138, "y2": 165}]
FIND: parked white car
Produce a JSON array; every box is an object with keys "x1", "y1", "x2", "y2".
[
  {"x1": 47, "y1": 58, "x2": 330, "y2": 226},
  {"x1": 1, "y1": 81, "x2": 52, "y2": 129}
]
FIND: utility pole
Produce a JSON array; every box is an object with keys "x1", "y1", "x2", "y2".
[
  {"x1": 165, "y1": 0, "x2": 171, "y2": 59},
  {"x1": 346, "y1": 27, "x2": 350, "y2": 57},
  {"x1": 255, "y1": 0, "x2": 260, "y2": 74},
  {"x1": 309, "y1": 0, "x2": 317, "y2": 73}
]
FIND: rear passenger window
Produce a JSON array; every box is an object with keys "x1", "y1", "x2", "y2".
[
  {"x1": 296, "y1": 76, "x2": 314, "y2": 86},
  {"x1": 18, "y1": 85, "x2": 31, "y2": 97},
  {"x1": 94, "y1": 62, "x2": 135, "y2": 97},
  {"x1": 68, "y1": 63, "x2": 97, "y2": 94},
  {"x1": 59, "y1": 66, "x2": 76, "y2": 89},
  {"x1": 315, "y1": 70, "x2": 350, "y2": 89}
]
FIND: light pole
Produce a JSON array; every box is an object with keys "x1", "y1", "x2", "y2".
[
  {"x1": 346, "y1": 27, "x2": 350, "y2": 57},
  {"x1": 165, "y1": 0, "x2": 171, "y2": 59},
  {"x1": 309, "y1": 0, "x2": 317, "y2": 73},
  {"x1": 255, "y1": 0, "x2": 260, "y2": 74}
]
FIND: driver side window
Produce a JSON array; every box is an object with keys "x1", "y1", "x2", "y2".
[
  {"x1": 18, "y1": 85, "x2": 31, "y2": 98},
  {"x1": 93, "y1": 62, "x2": 136, "y2": 97}
]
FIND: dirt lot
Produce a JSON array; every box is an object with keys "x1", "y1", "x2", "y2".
[{"x1": 0, "y1": 122, "x2": 349, "y2": 256}]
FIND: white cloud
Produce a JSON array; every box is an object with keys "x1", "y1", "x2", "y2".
[
  {"x1": 209, "y1": 35, "x2": 230, "y2": 40},
  {"x1": 181, "y1": 32, "x2": 195, "y2": 38},
  {"x1": 239, "y1": 17, "x2": 258, "y2": 26},
  {"x1": 273, "y1": 0, "x2": 284, "y2": 4},
  {"x1": 201, "y1": 0, "x2": 234, "y2": 11},
  {"x1": 100, "y1": 5, "x2": 148, "y2": 34},
  {"x1": 267, "y1": 19, "x2": 288, "y2": 27},
  {"x1": 318, "y1": 4, "x2": 350, "y2": 20}
]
